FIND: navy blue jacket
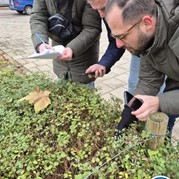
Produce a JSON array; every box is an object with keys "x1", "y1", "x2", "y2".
[{"x1": 98, "y1": 19, "x2": 125, "y2": 73}]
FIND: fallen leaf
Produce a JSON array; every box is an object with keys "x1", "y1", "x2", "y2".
[
  {"x1": 19, "y1": 88, "x2": 51, "y2": 113},
  {"x1": 34, "y1": 95, "x2": 51, "y2": 113}
]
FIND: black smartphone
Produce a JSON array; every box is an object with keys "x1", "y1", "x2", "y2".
[
  {"x1": 79, "y1": 72, "x2": 95, "y2": 76},
  {"x1": 124, "y1": 91, "x2": 143, "y2": 111}
]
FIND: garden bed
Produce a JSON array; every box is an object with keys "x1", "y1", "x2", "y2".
[{"x1": 0, "y1": 50, "x2": 178, "y2": 179}]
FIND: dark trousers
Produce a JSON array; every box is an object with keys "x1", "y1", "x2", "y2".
[
  {"x1": 164, "y1": 89, "x2": 179, "y2": 134},
  {"x1": 168, "y1": 114, "x2": 178, "y2": 134}
]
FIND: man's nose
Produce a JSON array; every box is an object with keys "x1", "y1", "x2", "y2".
[
  {"x1": 98, "y1": 10, "x2": 105, "y2": 18},
  {"x1": 116, "y1": 39, "x2": 125, "y2": 48}
]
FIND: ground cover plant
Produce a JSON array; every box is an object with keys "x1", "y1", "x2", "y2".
[{"x1": 0, "y1": 56, "x2": 179, "y2": 179}]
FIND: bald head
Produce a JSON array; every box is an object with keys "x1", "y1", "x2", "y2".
[{"x1": 87, "y1": 0, "x2": 107, "y2": 18}]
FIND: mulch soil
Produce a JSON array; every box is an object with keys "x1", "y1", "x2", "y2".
[{"x1": 0, "y1": 49, "x2": 26, "y2": 75}]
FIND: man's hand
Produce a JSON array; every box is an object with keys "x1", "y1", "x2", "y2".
[
  {"x1": 86, "y1": 64, "x2": 106, "y2": 78},
  {"x1": 57, "y1": 47, "x2": 73, "y2": 61},
  {"x1": 38, "y1": 43, "x2": 53, "y2": 52},
  {"x1": 131, "y1": 95, "x2": 160, "y2": 121}
]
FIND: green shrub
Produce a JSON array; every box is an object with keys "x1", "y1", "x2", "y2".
[{"x1": 0, "y1": 66, "x2": 178, "y2": 179}]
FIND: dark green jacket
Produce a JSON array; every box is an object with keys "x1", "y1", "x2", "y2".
[
  {"x1": 30, "y1": 0, "x2": 101, "y2": 83},
  {"x1": 135, "y1": 0, "x2": 179, "y2": 115}
]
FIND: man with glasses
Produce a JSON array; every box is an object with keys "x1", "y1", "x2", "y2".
[
  {"x1": 86, "y1": 0, "x2": 141, "y2": 94},
  {"x1": 105, "y1": 0, "x2": 179, "y2": 132}
]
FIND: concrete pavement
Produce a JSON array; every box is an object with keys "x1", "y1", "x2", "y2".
[{"x1": 0, "y1": 8, "x2": 131, "y2": 102}]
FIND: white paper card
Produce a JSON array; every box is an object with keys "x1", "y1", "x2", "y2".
[{"x1": 27, "y1": 45, "x2": 64, "y2": 59}]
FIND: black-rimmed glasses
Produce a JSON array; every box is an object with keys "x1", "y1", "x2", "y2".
[{"x1": 111, "y1": 19, "x2": 142, "y2": 41}]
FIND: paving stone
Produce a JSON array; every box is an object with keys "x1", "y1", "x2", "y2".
[
  {"x1": 101, "y1": 78, "x2": 126, "y2": 90},
  {"x1": 95, "y1": 82, "x2": 114, "y2": 95},
  {"x1": 23, "y1": 63, "x2": 37, "y2": 69}
]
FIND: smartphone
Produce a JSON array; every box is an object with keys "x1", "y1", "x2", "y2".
[
  {"x1": 79, "y1": 72, "x2": 95, "y2": 76},
  {"x1": 124, "y1": 91, "x2": 143, "y2": 111}
]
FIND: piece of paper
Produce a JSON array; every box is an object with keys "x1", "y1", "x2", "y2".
[{"x1": 27, "y1": 45, "x2": 65, "y2": 59}]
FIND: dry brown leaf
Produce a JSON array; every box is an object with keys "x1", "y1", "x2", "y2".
[
  {"x1": 19, "y1": 88, "x2": 51, "y2": 113},
  {"x1": 34, "y1": 95, "x2": 51, "y2": 113}
]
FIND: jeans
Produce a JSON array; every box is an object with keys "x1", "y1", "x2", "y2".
[
  {"x1": 87, "y1": 81, "x2": 95, "y2": 88},
  {"x1": 128, "y1": 55, "x2": 140, "y2": 94},
  {"x1": 168, "y1": 115, "x2": 177, "y2": 134}
]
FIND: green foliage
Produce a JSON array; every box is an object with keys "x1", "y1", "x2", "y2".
[{"x1": 0, "y1": 66, "x2": 178, "y2": 178}]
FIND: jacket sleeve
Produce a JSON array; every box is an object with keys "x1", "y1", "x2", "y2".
[
  {"x1": 98, "y1": 19, "x2": 125, "y2": 73},
  {"x1": 135, "y1": 56, "x2": 165, "y2": 95},
  {"x1": 158, "y1": 90, "x2": 179, "y2": 115},
  {"x1": 30, "y1": 0, "x2": 50, "y2": 50},
  {"x1": 135, "y1": 56, "x2": 179, "y2": 115},
  {"x1": 66, "y1": 3, "x2": 101, "y2": 57}
]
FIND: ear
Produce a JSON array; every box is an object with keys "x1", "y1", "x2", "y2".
[{"x1": 141, "y1": 16, "x2": 154, "y2": 32}]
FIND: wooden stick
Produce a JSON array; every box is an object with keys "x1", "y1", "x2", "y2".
[{"x1": 145, "y1": 112, "x2": 169, "y2": 150}]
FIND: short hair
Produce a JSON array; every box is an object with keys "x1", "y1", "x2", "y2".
[{"x1": 105, "y1": 0, "x2": 157, "y2": 24}]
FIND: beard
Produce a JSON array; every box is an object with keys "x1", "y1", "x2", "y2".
[{"x1": 129, "y1": 31, "x2": 154, "y2": 56}]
